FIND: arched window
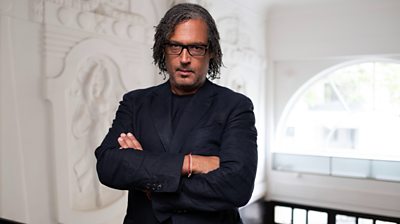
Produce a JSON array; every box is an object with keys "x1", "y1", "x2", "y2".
[{"x1": 273, "y1": 60, "x2": 400, "y2": 182}]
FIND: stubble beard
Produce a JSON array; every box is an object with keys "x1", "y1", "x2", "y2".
[{"x1": 171, "y1": 74, "x2": 206, "y2": 94}]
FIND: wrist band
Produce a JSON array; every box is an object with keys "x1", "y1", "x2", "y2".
[{"x1": 188, "y1": 153, "x2": 192, "y2": 178}]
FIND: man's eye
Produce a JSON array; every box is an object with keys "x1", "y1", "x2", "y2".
[{"x1": 192, "y1": 46, "x2": 203, "y2": 50}]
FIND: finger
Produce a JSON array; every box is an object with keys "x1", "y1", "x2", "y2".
[
  {"x1": 121, "y1": 135, "x2": 135, "y2": 149},
  {"x1": 127, "y1": 133, "x2": 143, "y2": 150},
  {"x1": 118, "y1": 133, "x2": 132, "y2": 149},
  {"x1": 120, "y1": 133, "x2": 141, "y2": 150},
  {"x1": 119, "y1": 133, "x2": 137, "y2": 149},
  {"x1": 127, "y1": 133, "x2": 141, "y2": 149},
  {"x1": 118, "y1": 137, "x2": 129, "y2": 149}
]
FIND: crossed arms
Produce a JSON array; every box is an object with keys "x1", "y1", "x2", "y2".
[
  {"x1": 95, "y1": 91, "x2": 258, "y2": 212},
  {"x1": 118, "y1": 132, "x2": 220, "y2": 176}
]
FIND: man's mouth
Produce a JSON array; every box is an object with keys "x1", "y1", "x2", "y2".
[{"x1": 176, "y1": 69, "x2": 194, "y2": 76}]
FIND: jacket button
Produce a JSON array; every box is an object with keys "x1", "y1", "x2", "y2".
[
  {"x1": 145, "y1": 183, "x2": 151, "y2": 190},
  {"x1": 174, "y1": 209, "x2": 188, "y2": 214}
]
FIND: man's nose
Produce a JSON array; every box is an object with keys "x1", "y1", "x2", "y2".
[{"x1": 179, "y1": 48, "x2": 191, "y2": 64}]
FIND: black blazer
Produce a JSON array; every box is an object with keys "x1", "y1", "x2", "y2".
[{"x1": 95, "y1": 80, "x2": 258, "y2": 224}]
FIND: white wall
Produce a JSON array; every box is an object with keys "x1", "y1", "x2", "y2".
[
  {"x1": 0, "y1": 0, "x2": 268, "y2": 223},
  {"x1": 0, "y1": 0, "x2": 168, "y2": 223},
  {"x1": 268, "y1": 0, "x2": 400, "y2": 61},
  {"x1": 267, "y1": 0, "x2": 400, "y2": 218}
]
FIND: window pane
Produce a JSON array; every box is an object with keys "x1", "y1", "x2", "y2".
[
  {"x1": 277, "y1": 62, "x2": 400, "y2": 159},
  {"x1": 275, "y1": 61, "x2": 400, "y2": 181},
  {"x1": 371, "y1": 160, "x2": 400, "y2": 181},
  {"x1": 293, "y1": 208, "x2": 307, "y2": 224},
  {"x1": 275, "y1": 206, "x2": 292, "y2": 224},
  {"x1": 308, "y1": 210, "x2": 327, "y2": 224},
  {"x1": 273, "y1": 153, "x2": 330, "y2": 175},
  {"x1": 329, "y1": 63, "x2": 374, "y2": 111},
  {"x1": 336, "y1": 214, "x2": 356, "y2": 224},
  {"x1": 331, "y1": 157, "x2": 369, "y2": 178},
  {"x1": 376, "y1": 220, "x2": 397, "y2": 224},
  {"x1": 358, "y1": 218, "x2": 373, "y2": 224}
]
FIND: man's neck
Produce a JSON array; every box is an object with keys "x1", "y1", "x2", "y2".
[
  {"x1": 170, "y1": 80, "x2": 207, "y2": 96},
  {"x1": 171, "y1": 88, "x2": 198, "y2": 96}
]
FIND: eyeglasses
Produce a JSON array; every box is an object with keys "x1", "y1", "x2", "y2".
[{"x1": 165, "y1": 43, "x2": 208, "y2": 56}]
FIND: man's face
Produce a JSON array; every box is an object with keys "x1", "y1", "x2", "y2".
[{"x1": 165, "y1": 19, "x2": 211, "y2": 95}]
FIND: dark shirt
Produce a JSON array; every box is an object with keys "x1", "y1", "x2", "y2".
[{"x1": 171, "y1": 93, "x2": 194, "y2": 134}]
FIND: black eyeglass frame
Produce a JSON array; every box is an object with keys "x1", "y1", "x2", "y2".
[{"x1": 164, "y1": 43, "x2": 209, "y2": 56}]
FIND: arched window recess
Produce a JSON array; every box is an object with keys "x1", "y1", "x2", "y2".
[{"x1": 273, "y1": 59, "x2": 400, "y2": 182}]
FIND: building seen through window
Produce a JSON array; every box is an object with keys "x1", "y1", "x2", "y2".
[{"x1": 274, "y1": 61, "x2": 400, "y2": 182}]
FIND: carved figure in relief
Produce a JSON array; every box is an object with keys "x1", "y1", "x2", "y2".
[
  {"x1": 95, "y1": 3, "x2": 257, "y2": 223},
  {"x1": 71, "y1": 56, "x2": 125, "y2": 210}
]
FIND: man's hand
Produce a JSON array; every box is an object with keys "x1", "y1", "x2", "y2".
[
  {"x1": 118, "y1": 132, "x2": 143, "y2": 150},
  {"x1": 182, "y1": 154, "x2": 220, "y2": 175},
  {"x1": 192, "y1": 155, "x2": 220, "y2": 174}
]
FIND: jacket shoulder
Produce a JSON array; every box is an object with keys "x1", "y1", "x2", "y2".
[
  {"x1": 122, "y1": 82, "x2": 166, "y2": 101},
  {"x1": 210, "y1": 81, "x2": 253, "y2": 104}
]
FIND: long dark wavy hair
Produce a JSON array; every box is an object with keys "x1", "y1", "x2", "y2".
[{"x1": 153, "y1": 3, "x2": 222, "y2": 80}]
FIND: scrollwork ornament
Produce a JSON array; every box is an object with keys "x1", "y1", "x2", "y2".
[
  {"x1": 81, "y1": 0, "x2": 100, "y2": 11},
  {"x1": 112, "y1": 20, "x2": 129, "y2": 37},
  {"x1": 78, "y1": 11, "x2": 95, "y2": 30},
  {"x1": 58, "y1": 6, "x2": 75, "y2": 26}
]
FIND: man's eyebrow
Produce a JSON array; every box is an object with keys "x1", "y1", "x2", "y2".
[{"x1": 167, "y1": 40, "x2": 208, "y2": 46}]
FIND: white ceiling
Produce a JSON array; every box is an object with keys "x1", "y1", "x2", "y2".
[{"x1": 231, "y1": 0, "x2": 399, "y2": 18}]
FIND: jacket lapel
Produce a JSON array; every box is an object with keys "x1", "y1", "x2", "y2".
[
  {"x1": 150, "y1": 82, "x2": 172, "y2": 152},
  {"x1": 168, "y1": 80, "x2": 216, "y2": 153}
]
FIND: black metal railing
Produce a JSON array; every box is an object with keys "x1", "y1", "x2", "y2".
[{"x1": 264, "y1": 201, "x2": 400, "y2": 224}]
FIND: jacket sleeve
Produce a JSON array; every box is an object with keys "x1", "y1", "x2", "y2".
[
  {"x1": 152, "y1": 96, "x2": 258, "y2": 212},
  {"x1": 95, "y1": 93, "x2": 184, "y2": 193}
]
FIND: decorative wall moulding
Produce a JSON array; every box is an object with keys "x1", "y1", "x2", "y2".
[
  {"x1": 213, "y1": 13, "x2": 267, "y2": 118},
  {"x1": 40, "y1": 0, "x2": 126, "y2": 13},
  {"x1": 41, "y1": 2, "x2": 156, "y2": 221},
  {"x1": 46, "y1": 38, "x2": 128, "y2": 224},
  {"x1": 217, "y1": 15, "x2": 267, "y2": 69},
  {"x1": 37, "y1": 1, "x2": 148, "y2": 40},
  {"x1": 223, "y1": 45, "x2": 266, "y2": 69}
]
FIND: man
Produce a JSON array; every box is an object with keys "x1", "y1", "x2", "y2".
[{"x1": 95, "y1": 3, "x2": 258, "y2": 224}]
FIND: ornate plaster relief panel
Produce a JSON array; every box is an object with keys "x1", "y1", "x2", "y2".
[{"x1": 40, "y1": 0, "x2": 161, "y2": 223}]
